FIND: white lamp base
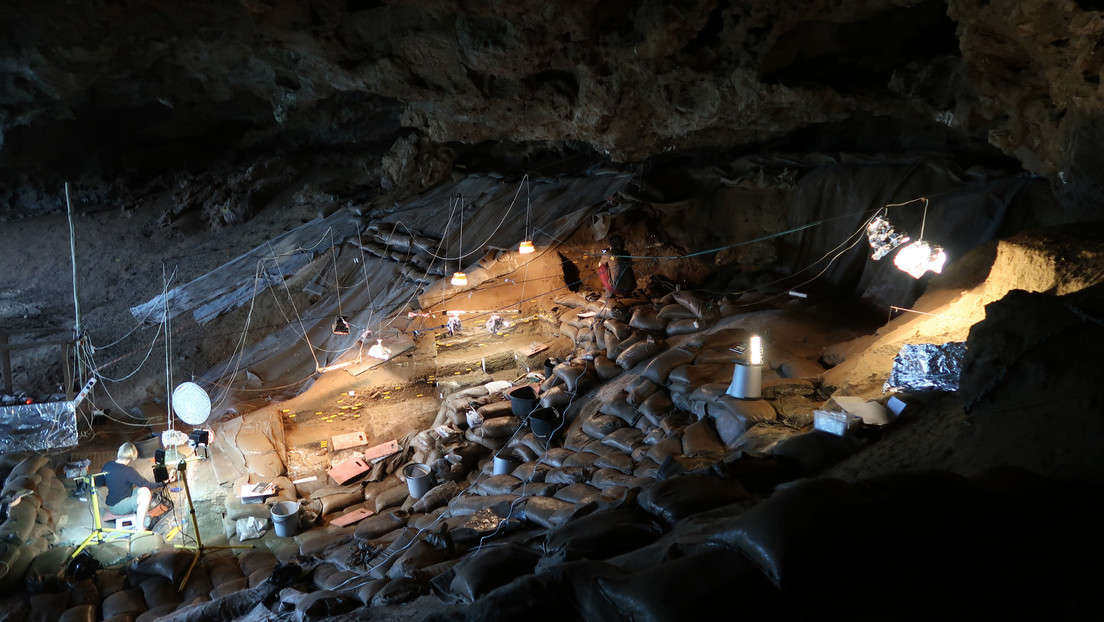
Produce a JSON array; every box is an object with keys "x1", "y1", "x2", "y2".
[{"x1": 726, "y1": 362, "x2": 762, "y2": 400}]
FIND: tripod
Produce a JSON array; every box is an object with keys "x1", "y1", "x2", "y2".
[
  {"x1": 173, "y1": 457, "x2": 252, "y2": 590},
  {"x1": 70, "y1": 472, "x2": 153, "y2": 559}
]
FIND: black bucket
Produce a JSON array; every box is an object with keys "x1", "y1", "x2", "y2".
[
  {"x1": 507, "y1": 385, "x2": 539, "y2": 418},
  {"x1": 528, "y1": 407, "x2": 562, "y2": 440}
]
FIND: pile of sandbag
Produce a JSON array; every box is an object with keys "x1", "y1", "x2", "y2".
[{"x1": 0, "y1": 453, "x2": 68, "y2": 591}]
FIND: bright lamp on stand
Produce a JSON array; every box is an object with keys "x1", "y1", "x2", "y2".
[
  {"x1": 451, "y1": 194, "x2": 468, "y2": 286},
  {"x1": 519, "y1": 175, "x2": 535, "y2": 254},
  {"x1": 727, "y1": 335, "x2": 763, "y2": 400}
]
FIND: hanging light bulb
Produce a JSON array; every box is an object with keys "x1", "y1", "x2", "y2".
[
  {"x1": 893, "y1": 240, "x2": 947, "y2": 279},
  {"x1": 518, "y1": 240, "x2": 535, "y2": 254},
  {"x1": 367, "y1": 338, "x2": 392, "y2": 360},
  {"x1": 451, "y1": 271, "x2": 468, "y2": 286}
]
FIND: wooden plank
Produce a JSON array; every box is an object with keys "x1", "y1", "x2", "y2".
[
  {"x1": 328, "y1": 457, "x2": 370, "y2": 485},
  {"x1": 364, "y1": 440, "x2": 400, "y2": 462},
  {"x1": 331, "y1": 431, "x2": 368, "y2": 451},
  {"x1": 330, "y1": 507, "x2": 374, "y2": 527}
]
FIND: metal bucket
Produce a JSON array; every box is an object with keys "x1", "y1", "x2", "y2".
[
  {"x1": 492, "y1": 452, "x2": 520, "y2": 475},
  {"x1": 403, "y1": 463, "x2": 433, "y2": 499},
  {"x1": 270, "y1": 501, "x2": 300, "y2": 537}
]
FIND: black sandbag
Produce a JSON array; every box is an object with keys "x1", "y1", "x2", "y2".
[
  {"x1": 544, "y1": 466, "x2": 592, "y2": 485},
  {"x1": 707, "y1": 395, "x2": 777, "y2": 446},
  {"x1": 668, "y1": 362, "x2": 728, "y2": 387},
  {"x1": 140, "y1": 576, "x2": 182, "y2": 610},
  {"x1": 136, "y1": 604, "x2": 180, "y2": 622},
  {"x1": 520, "y1": 496, "x2": 576, "y2": 529},
  {"x1": 553, "y1": 482, "x2": 603, "y2": 504},
  {"x1": 770, "y1": 431, "x2": 863, "y2": 477},
  {"x1": 539, "y1": 386, "x2": 573, "y2": 412},
  {"x1": 434, "y1": 542, "x2": 541, "y2": 604},
  {"x1": 512, "y1": 461, "x2": 552, "y2": 483},
  {"x1": 554, "y1": 292, "x2": 589, "y2": 308},
  {"x1": 102, "y1": 587, "x2": 147, "y2": 620},
  {"x1": 598, "y1": 395, "x2": 637, "y2": 424},
  {"x1": 589, "y1": 467, "x2": 636, "y2": 489},
  {"x1": 372, "y1": 576, "x2": 425, "y2": 606},
  {"x1": 657, "y1": 303, "x2": 696, "y2": 320},
  {"x1": 446, "y1": 494, "x2": 520, "y2": 517},
  {"x1": 666, "y1": 318, "x2": 706, "y2": 336},
  {"x1": 353, "y1": 579, "x2": 387, "y2": 606},
  {"x1": 575, "y1": 327, "x2": 594, "y2": 345},
  {"x1": 58, "y1": 604, "x2": 96, "y2": 622},
  {"x1": 354, "y1": 509, "x2": 409, "y2": 541},
  {"x1": 581, "y1": 413, "x2": 626, "y2": 440},
  {"x1": 563, "y1": 424, "x2": 593, "y2": 452},
  {"x1": 29, "y1": 592, "x2": 68, "y2": 622},
  {"x1": 681, "y1": 419, "x2": 724, "y2": 457},
  {"x1": 561, "y1": 451, "x2": 600, "y2": 468},
  {"x1": 640, "y1": 346, "x2": 699, "y2": 385},
  {"x1": 645, "y1": 437, "x2": 683, "y2": 464},
  {"x1": 592, "y1": 454, "x2": 635, "y2": 477},
  {"x1": 411, "y1": 481, "x2": 461, "y2": 514},
  {"x1": 476, "y1": 400, "x2": 514, "y2": 420},
  {"x1": 722, "y1": 478, "x2": 886, "y2": 591},
  {"x1": 593, "y1": 546, "x2": 779, "y2": 622},
  {"x1": 540, "y1": 507, "x2": 663, "y2": 564},
  {"x1": 388, "y1": 534, "x2": 452, "y2": 580},
  {"x1": 473, "y1": 474, "x2": 522, "y2": 496},
  {"x1": 638, "y1": 391, "x2": 674, "y2": 425},
  {"x1": 659, "y1": 411, "x2": 693, "y2": 435},
  {"x1": 604, "y1": 319, "x2": 633, "y2": 341},
  {"x1": 24, "y1": 545, "x2": 74, "y2": 592},
  {"x1": 296, "y1": 589, "x2": 357, "y2": 619},
  {"x1": 671, "y1": 290, "x2": 718, "y2": 321},
  {"x1": 592, "y1": 355, "x2": 621, "y2": 380},
  {"x1": 637, "y1": 474, "x2": 751, "y2": 525},
  {"x1": 601, "y1": 428, "x2": 645, "y2": 453},
  {"x1": 237, "y1": 549, "x2": 279, "y2": 578},
  {"x1": 624, "y1": 376, "x2": 660, "y2": 406},
  {"x1": 478, "y1": 415, "x2": 521, "y2": 439},
  {"x1": 628, "y1": 308, "x2": 667, "y2": 332}
]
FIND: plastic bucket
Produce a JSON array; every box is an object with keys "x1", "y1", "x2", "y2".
[
  {"x1": 493, "y1": 452, "x2": 520, "y2": 475},
  {"x1": 543, "y1": 358, "x2": 559, "y2": 379},
  {"x1": 270, "y1": 501, "x2": 300, "y2": 537},
  {"x1": 404, "y1": 463, "x2": 433, "y2": 499},
  {"x1": 528, "y1": 407, "x2": 562, "y2": 440},
  {"x1": 506, "y1": 385, "x2": 539, "y2": 418}
]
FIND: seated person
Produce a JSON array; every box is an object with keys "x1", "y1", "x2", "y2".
[{"x1": 102, "y1": 441, "x2": 157, "y2": 529}]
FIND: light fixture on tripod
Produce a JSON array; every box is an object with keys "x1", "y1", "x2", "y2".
[
  {"x1": 451, "y1": 194, "x2": 468, "y2": 286},
  {"x1": 519, "y1": 175, "x2": 534, "y2": 254}
]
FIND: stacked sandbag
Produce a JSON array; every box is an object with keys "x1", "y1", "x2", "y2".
[{"x1": 0, "y1": 454, "x2": 68, "y2": 591}]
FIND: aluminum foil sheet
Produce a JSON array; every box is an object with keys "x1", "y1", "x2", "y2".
[
  {"x1": 884, "y1": 342, "x2": 966, "y2": 393},
  {"x1": 866, "y1": 215, "x2": 910, "y2": 260},
  {"x1": 0, "y1": 400, "x2": 79, "y2": 454}
]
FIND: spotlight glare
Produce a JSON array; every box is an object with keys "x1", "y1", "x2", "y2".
[
  {"x1": 518, "y1": 240, "x2": 535, "y2": 254},
  {"x1": 367, "y1": 339, "x2": 392, "y2": 361},
  {"x1": 894, "y1": 240, "x2": 947, "y2": 279},
  {"x1": 749, "y1": 335, "x2": 763, "y2": 366},
  {"x1": 451, "y1": 272, "x2": 468, "y2": 286}
]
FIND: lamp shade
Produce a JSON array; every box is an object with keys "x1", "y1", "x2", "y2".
[
  {"x1": 519, "y1": 240, "x2": 535, "y2": 254},
  {"x1": 451, "y1": 272, "x2": 468, "y2": 286}
]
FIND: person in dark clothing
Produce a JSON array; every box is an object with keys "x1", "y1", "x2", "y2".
[
  {"x1": 102, "y1": 442, "x2": 155, "y2": 529},
  {"x1": 597, "y1": 233, "x2": 636, "y2": 296}
]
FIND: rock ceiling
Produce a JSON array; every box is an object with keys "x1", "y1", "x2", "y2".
[{"x1": 4, "y1": 0, "x2": 1104, "y2": 218}]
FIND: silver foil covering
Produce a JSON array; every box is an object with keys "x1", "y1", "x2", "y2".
[
  {"x1": 0, "y1": 400, "x2": 79, "y2": 454},
  {"x1": 884, "y1": 342, "x2": 966, "y2": 393},
  {"x1": 867, "y1": 215, "x2": 910, "y2": 260}
]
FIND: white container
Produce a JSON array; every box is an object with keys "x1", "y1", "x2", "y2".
[
  {"x1": 813, "y1": 410, "x2": 863, "y2": 437},
  {"x1": 726, "y1": 362, "x2": 762, "y2": 400}
]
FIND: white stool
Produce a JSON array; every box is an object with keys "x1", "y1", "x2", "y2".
[{"x1": 114, "y1": 514, "x2": 137, "y2": 529}]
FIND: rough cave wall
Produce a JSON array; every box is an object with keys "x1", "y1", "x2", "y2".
[{"x1": 2, "y1": 0, "x2": 1104, "y2": 220}]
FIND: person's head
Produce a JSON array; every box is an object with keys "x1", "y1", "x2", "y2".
[
  {"x1": 117, "y1": 442, "x2": 139, "y2": 462},
  {"x1": 609, "y1": 234, "x2": 625, "y2": 251}
]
